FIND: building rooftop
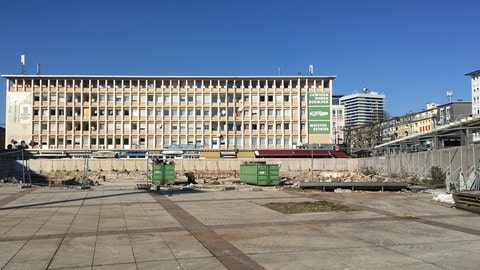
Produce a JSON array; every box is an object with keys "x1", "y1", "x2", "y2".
[{"x1": 1, "y1": 74, "x2": 336, "y2": 80}]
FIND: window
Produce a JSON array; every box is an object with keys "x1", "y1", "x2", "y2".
[
  {"x1": 284, "y1": 123, "x2": 290, "y2": 130},
  {"x1": 260, "y1": 95, "x2": 265, "y2": 102},
  {"x1": 284, "y1": 95, "x2": 290, "y2": 102},
  {"x1": 204, "y1": 94, "x2": 211, "y2": 103},
  {"x1": 268, "y1": 95, "x2": 273, "y2": 102},
  {"x1": 147, "y1": 95, "x2": 154, "y2": 102},
  {"x1": 260, "y1": 123, "x2": 265, "y2": 130},
  {"x1": 276, "y1": 109, "x2": 282, "y2": 116},
  {"x1": 164, "y1": 95, "x2": 170, "y2": 102}
]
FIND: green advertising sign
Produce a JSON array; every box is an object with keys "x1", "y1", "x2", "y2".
[
  {"x1": 308, "y1": 93, "x2": 331, "y2": 134},
  {"x1": 308, "y1": 106, "x2": 330, "y2": 121},
  {"x1": 308, "y1": 122, "x2": 331, "y2": 134}
]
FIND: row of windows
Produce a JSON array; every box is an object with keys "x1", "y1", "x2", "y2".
[
  {"x1": 34, "y1": 93, "x2": 302, "y2": 103},
  {"x1": 16, "y1": 78, "x2": 329, "y2": 89},
  {"x1": 34, "y1": 122, "x2": 301, "y2": 132},
  {"x1": 40, "y1": 136, "x2": 299, "y2": 147},
  {"x1": 33, "y1": 107, "x2": 305, "y2": 117}
]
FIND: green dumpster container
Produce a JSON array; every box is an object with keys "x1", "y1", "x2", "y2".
[
  {"x1": 152, "y1": 163, "x2": 175, "y2": 185},
  {"x1": 240, "y1": 163, "x2": 279, "y2": 186}
]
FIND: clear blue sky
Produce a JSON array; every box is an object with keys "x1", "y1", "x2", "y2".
[{"x1": 1, "y1": 0, "x2": 479, "y2": 126}]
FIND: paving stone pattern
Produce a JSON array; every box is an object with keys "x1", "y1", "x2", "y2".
[{"x1": 0, "y1": 185, "x2": 480, "y2": 269}]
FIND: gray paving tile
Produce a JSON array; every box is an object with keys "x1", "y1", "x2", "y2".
[
  {"x1": 93, "y1": 235, "x2": 135, "y2": 265},
  {"x1": 48, "y1": 236, "x2": 96, "y2": 269}
]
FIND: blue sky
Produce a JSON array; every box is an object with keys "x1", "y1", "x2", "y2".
[{"x1": 1, "y1": 0, "x2": 479, "y2": 126}]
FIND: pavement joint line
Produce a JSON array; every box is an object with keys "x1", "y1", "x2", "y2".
[
  {"x1": 0, "y1": 186, "x2": 37, "y2": 207},
  {"x1": 352, "y1": 204, "x2": 480, "y2": 237},
  {"x1": 306, "y1": 191, "x2": 480, "y2": 237},
  {"x1": 1, "y1": 188, "x2": 73, "y2": 268},
  {"x1": 120, "y1": 199, "x2": 139, "y2": 268},
  {"x1": 0, "y1": 206, "x2": 474, "y2": 243},
  {"x1": 2, "y1": 201, "x2": 160, "y2": 210},
  {"x1": 46, "y1": 190, "x2": 86, "y2": 269},
  {"x1": 151, "y1": 192, "x2": 266, "y2": 270},
  {"x1": 138, "y1": 191, "x2": 184, "y2": 268},
  {"x1": 0, "y1": 190, "x2": 147, "y2": 211}
]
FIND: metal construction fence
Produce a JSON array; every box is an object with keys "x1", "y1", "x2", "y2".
[{"x1": 2, "y1": 145, "x2": 478, "y2": 188}]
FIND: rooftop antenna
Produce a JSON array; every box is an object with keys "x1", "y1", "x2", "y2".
[
  {"x1": 36, "y1": 63, "x2": 41, "y2": 75},
  {"x1": 308, "y1": 64, "x2": 314, "y2": 76},
  {"x1": 20, "y1": 54, "x2": 26, "y2": 74},
  {"x1": 446, "y1": 90, "x2": 453, "y2": 102}
]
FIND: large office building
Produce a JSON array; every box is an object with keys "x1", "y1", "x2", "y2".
[
  {"x1": 2, "y1": 75, "x2": 336, "y2": 151},
  {"x1": 339, "y1": 88, "x2": 385, "y2": 129}
]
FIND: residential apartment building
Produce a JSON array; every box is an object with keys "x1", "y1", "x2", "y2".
[
  {"x1": 339, "y1": 88, "x2": 385, "y2": 129},
  {"x1": 2, "y1": 75, "x2": 335, "y2": 151},
  {"x1": 466, "y1": 69, "x2": 480, "y2": 115},
  {"x1": 436, "y1": 101, "x2": 471, "y2": 125}
]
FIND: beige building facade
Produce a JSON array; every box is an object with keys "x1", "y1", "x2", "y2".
[{"x1": 3, "y1": 75, "x2": 335, "y2": 151}]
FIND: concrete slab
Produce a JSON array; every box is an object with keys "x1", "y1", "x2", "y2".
[{"x1": 1, "y1": 185, "x2": 480, "y2": 269}]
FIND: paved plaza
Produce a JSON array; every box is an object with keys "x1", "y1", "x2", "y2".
[{"x1": 1, "y1": 184, "x2": 480, "y2": 269}]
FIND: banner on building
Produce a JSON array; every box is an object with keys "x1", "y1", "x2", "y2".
[{"x1": 308, "y1": 93, "x2": 330, "y2": 134}]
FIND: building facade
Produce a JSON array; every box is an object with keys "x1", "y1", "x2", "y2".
[
  {"x1": 2, "y1": 75, "x2": 336, "y2": 151},
  {"x1": 339, "y1": 88, "x2": 385, "y2": 129},
  {"x1": 331, "y1": 95, "x2": 345, "y2": 145},
  {"x1": 466, "y1": 69, "x2": 480, "y2": 115}
]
